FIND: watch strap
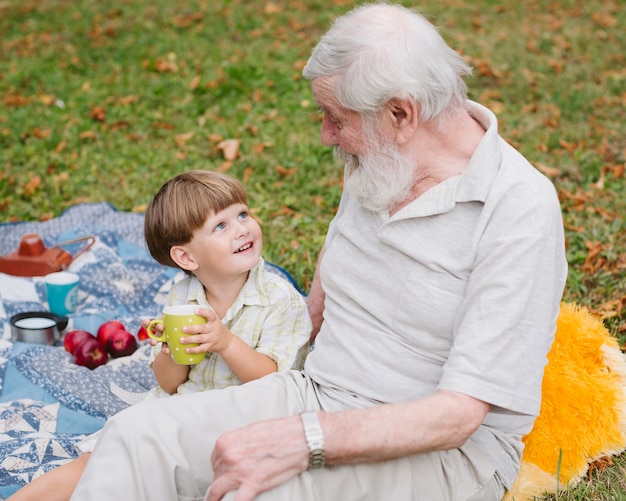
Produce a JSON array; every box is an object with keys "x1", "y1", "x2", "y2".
[{"x1": 300, "y1": 411, "x2": 325, "y2": 469}]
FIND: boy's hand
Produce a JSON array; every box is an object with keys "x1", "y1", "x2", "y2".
[
  {"x1": 179, "y1": 307, "x2": 233, "y2": 355},
  {"x1": 143, "y1": 317, "x2": 166, "y2": 347}
]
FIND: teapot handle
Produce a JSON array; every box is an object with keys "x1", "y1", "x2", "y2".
[{"x1": 56, "y1": 236, "x2": 96, "y2": 265}]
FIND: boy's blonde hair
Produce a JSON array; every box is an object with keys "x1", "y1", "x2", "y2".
[{"x1": 144, "y1": 170, "x2": 248, "y2": 269}]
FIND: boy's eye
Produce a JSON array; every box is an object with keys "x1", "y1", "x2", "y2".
[
  {"x1": 214, "y1": 222, "x2": 226, "y2": 231},
  {"x1": 238, "y1": 211, "x2": 248, "y2": 220}
]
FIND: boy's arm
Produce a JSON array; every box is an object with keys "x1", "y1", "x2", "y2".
[
  {"x1": 152, "y1": 347, "x2": 191, "y2": 394},
  {"x1": 218, "y1": 332, "x2": 278, "y2": 383}
]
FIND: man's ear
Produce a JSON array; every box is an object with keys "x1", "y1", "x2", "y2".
[
  {"x1": 388, "y1": 97, "x2": 418, "y2": 144},
  {"x1": 170, "y1": 245, "x2": 199, "y2": 272}
]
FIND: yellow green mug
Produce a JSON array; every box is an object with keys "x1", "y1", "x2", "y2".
[{"x1": 147, "y1": 304, "x2": 206, "y2": 365}]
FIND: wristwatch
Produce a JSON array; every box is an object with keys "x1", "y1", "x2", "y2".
[{"x1": 300, "y1": 411, "x2": 325, "y2": 469}]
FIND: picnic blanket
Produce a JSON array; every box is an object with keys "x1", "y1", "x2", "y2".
[{"x1": 0, "y1": 203, "x2": 301, "y2": 499}]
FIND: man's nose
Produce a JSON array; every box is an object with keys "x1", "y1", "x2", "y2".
[{"x1": 320, "y1": 116, "x2": 337, "y2": 146}]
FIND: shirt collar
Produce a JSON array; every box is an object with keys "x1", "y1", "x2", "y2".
[{"x1": 222, "y1": 257, "x2": 269, "y2": 322}]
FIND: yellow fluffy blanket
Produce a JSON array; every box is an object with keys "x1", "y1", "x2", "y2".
[{"x1": 504, "y1": 302, "x2": 626, "y2": 500}]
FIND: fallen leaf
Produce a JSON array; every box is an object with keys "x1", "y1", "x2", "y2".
[
  {"x1": 271, "y1": 206, "x2": 295, "y2": 217},
  {"x1": 132, "y1": 204, "x2": 148, "y2": 213},
  {"x1": 91, "y1": 106, "x2": 106, "y2": 122},
  {"x1": 243, "y1": 168, "x2": 253, "y2": 183},
  {"x1": 174, "y1": 131, "x2": 195, "y2": 147},
  {"x1": 246, "y1": 124, "x2": 259, "y2": 136},
  {"x1": 293, "y1": 60, "x2": 307, "y2": 71},
  {"x1": 172, "y1": 12, "x2": 204, "y2": 28},
  {"x1": 582, "y1": 241, "x2": 604, "y2": 274},
  {"x1": 217, "y1": 139, "x2": 240, "y2": 160},
  {"x1": 154, "y1": 57, "x2": 178, "y2": 73},
  {"x1": 251, "y1": 142, "x2": 272, "y2": 154},
  {"x1": 275, "y1": 165, "x2": 296, "y2": 177},
  {"x1": 535, "y1": 162, "x2": 560, "y2": 177},
  {"x1": 4, "y1": 93, "x2": 30, "y2": 106},
  {"x1": 30, "y1": 128, "x2": 51, "y2": 139},
  {"x1": 55, "y1": 139, "x2": 67, "y2": 154},
  {"x1": 264, "y1": 3, "x2": 282, "y2": 14},
  {"x1": 548, "y1": 59, "x2": 563, "y2": 74},
  {"x1": 24, "y1": 175, "x2": 42, "y2": 195},
  {"x1": 588, "y1": 455, "x2": 614, "y2": 484},
  {"x1": 152, "y1": 121, "x2": 175, "y2": 130},
  {"x1": 188, "y1": 75, "x2": 200, "y2": 90},
  {"x1": 118, "y1": 95, "x2": 139, "y2": 105},
  {"x1": 558, "y1": 139, "x2": 579, "y2": 154},
  {"x1": 79, "y1": 131, "x2": 98, "y2": 141},
  {"x1": 591, "y1": 12, "x2": 617, "y2": 28},
  {"x1": 39, "y1": 94, "x2": 56, "y2": 106},
  {"x1": 107, "y1": 121, "x2": 130, "y2": 132}
]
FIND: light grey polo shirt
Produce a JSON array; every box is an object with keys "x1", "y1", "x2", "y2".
[{"x1": 304, "y1": 101, "x2": 568, "y2": 488}]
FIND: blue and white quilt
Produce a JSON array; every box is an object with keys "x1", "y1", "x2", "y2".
[{"x1": 0, "y1": 203, "x2": 302, "y2": 499}]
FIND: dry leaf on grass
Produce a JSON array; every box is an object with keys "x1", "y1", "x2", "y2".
[{"x1": 217, "y1": 139, "x2": 240, "y2": 160}]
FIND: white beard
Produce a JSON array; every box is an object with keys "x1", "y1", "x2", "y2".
[{"x1": 335, "y1": 139, "x2": 417, "y2": 213}]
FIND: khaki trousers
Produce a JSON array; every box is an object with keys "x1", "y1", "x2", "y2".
[{"x1": 71, "y1": 371, "x2": 503, "y2": 501}]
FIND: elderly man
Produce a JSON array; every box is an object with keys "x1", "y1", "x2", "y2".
[{"x1": 71, "y1": 3, "x2": 567, "y2": 500}]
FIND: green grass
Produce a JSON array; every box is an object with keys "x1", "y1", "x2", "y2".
[{"x1": 1, "y1": 1, "x2": 625, "y2": 498}]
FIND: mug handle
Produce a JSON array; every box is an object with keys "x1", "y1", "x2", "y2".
[{"x1": 146, "y1": 319, "x2": 166, "y2": 341}]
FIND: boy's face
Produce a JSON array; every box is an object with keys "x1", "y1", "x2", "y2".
[{"x1": 185, "y1": 203, "x2": 262, "y2": 277}]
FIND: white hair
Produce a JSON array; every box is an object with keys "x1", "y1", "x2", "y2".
[
  {"x1": 336, "y1": 137, "x2": 417, "y2": 212},
  {"x1": 303, "y1": 2, "x2": 472, "y2": 122}
]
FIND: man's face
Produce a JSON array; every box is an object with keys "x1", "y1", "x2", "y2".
[
  {"x1": 312, "y1": 77, "x2": 416, "y2": 212},
  {"x1": 311, "y1": 77, "x2": 369, "y2": 156}
]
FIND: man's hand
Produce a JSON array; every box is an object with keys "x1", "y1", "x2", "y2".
[{"x1": 206, "y1": 415, "x2": 309, "y2": 501}]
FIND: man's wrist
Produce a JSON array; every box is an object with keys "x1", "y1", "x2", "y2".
[{"x1": 300, "y1": 411, "x2": 325, "y2": 469}]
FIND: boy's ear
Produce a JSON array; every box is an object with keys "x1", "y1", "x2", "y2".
[{"x1": 170, "y1": 245, "x2": 199, "y2": 272}]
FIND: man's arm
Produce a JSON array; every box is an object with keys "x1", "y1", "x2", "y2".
[
  {"x1": 306, "y1": 246, "x2": 326, "y2": 344},
  {"x1": 206, "y1": 389, "x2": 489, "y2": 501},
  {"x1": 322, "y1": 390, "x2": 488, "y2": 463}
]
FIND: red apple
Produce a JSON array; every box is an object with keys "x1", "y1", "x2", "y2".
[
  {"x1": 97, "y1": 320, "x2": 126, "y2": 345},
  {"x1": 73, "y1": 337, "x2": 108, "y2": 369},
  {"x1": 106, "y1": 330, "x2": 138, "y2": 358},
  {"x1": 137, "y1": 324, "x2": 149, "y2": 341},
  {"x1": 63, "y1": 330, "x2": 95, "y2": 354}
]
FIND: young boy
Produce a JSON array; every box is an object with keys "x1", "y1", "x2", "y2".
[
  {"x1": 145, "y1": 169, "x2": 311, "y2": 396},
  {"x1": 8, "y1": 170, "x2": 312, "y2": 501}
]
